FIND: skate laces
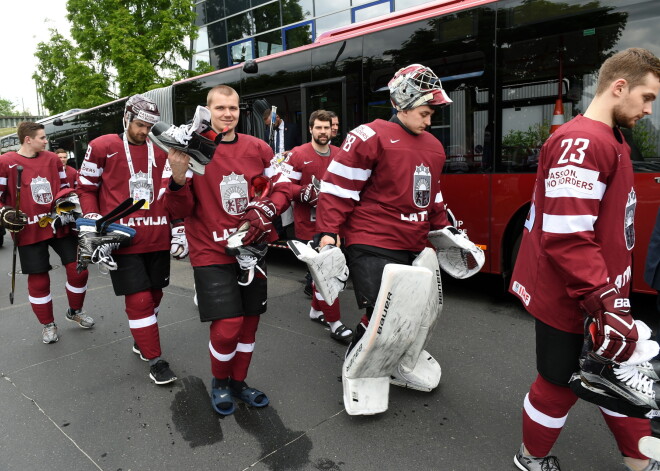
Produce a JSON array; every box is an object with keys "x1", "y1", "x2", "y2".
[
  {"x1": 236, "y1": 254, "x2": 266, "y2": 277},
  {"x1": 614, "y1": 364, "x2": 655, "y2": 397},
  {"x1": 91, "y1": 242, "x2": 120, "y2": 273},
  {"x1": 165, "y1": 124, "x2": 194, "y2": 145}
]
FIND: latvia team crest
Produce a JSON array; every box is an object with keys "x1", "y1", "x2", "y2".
[
  {"x1": 220, "y1": 172, "x2": 249, "y2": 215},
  {"x1": 624, "y1": 188, "x2": 636, "y2": 250},
  {"x1": 413, "y1": 164, "x2": 431, "y2": 208},
  {"x1": 30, "y1": 176, "x2": 53, "y2": 205}
]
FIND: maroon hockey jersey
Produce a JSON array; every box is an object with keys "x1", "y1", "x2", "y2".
[
  {"x1": 510, "y1": 115, "x2": 635, "y2": 334},
  {"x1": 165, "y1": 133, "x2": 293, "y2": 267},
  {"x1": 316, "y1": 119, "x2": 450, "y2": 251},
  {"x1": 64, "y1": 165, "x2": 77, "y2": 189},
  {"x1": 0, "y1": 151, "x2": 69, "y2": 246},
  {"x1": 277, "y1": 142, "x2": 339, "y2": 240},
  {"x1": 77, "y1": 134, "x2": 172, "y2": 254}
]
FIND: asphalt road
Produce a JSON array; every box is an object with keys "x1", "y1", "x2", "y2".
[{"x1": 0, "y1": 233, "x2": 658, "y2": 471}]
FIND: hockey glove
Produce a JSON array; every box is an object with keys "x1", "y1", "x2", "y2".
[
  {"x1": 580, "y1": 283, "x2": 638, "y2": 363},
  {"x1": 0, "y1": 206, "x2": 28, "y2": 232},
  {"x1": 297, "y1": 183, "x2": 319, "y2": 206},
  {"x1": 170, "y1": 222, "x2": 189, "y2": 259},
  {"x1": 239, "y1": 199, "x2": 276, "y2": 245}
]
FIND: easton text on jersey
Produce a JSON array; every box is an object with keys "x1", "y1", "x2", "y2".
[{"x1": 545, "y1": 165, "x2": 597, "y2": 195}]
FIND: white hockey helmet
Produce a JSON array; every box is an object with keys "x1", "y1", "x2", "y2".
[
  {"x1": 124, "y1": 94, "x2": 160, "y2": 128},
  {"x1": 388, "y1": 64, "x2": 452, "y2": 111}
]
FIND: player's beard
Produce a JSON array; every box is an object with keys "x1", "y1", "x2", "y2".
[
  {"x1": 127, "y1": 127, "x2": 147, "y2": 145},
  {"x1": 313, "y1": 134, "x2": 329, "y2": 146},
  {"x1": 613, "y1": 102, "x2": 641, "y2": 129}
]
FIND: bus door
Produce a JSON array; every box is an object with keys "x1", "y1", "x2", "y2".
[{"x1": 300, "y1": 77, "x2": 346, "y2": 144}]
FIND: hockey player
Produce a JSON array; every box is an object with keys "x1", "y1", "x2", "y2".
[
  {"x1": 277, "y1": 109, "x2": 352, "y2": 342},
  {"x1": 509, "y1": 48, "x2": 660, "y2": 471},
  {"x1": 77, "y1": 95, "x2": 182, "y2": 385},
  {"x1": 56, "y1": 148, "x2": 77, "y2": 188},
  {"x1": 0, "y1": 122, "x2": 93, "y2": 343},
  {"x1": 163, "y1": 85, "x2": 294, "y2": 415},
  {"x1": 314, "y1": 64, "x2": 474, "y2": 413}
]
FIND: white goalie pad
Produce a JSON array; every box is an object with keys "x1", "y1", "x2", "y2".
[
  {"x1": 343, "y1": 264, "x2": 432, "y2": 415},
  {"x1": 390, "y1": 248, "x2": 443, "y2": 392},
  {"x1": 287, "y1": 240, "x2": 348, "y2": 304},
  {"x1": 428, "y1": 227, "x2": 485, "y2": 279}
]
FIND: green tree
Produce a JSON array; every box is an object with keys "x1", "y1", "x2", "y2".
[
  {"x1": 68, "y1": 0, "x2": 197, "y2": 96},
  {"x1": 0, "y1": 98, "x2": 18, "y2": 116},
  {"x1": 34, "y1": 0, "x2": 198, "y2": 114},
  {"x1": 33, "y1": 29, "x2": 111, "y2": 114}
]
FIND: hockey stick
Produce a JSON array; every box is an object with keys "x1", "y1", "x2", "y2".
[
  {"x1": 268, "y1": 105, "x2": 277, "y2": 154},
  {"x1": 94, "y1": 198, "x2": 145, "y2": 233},
  {"x1": 9, "y1": 165, "x2": 23, "y2": 304}
]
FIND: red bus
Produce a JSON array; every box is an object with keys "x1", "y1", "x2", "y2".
[{"x1": 28, "y1": 0, "x2": 660, "y2": 293}]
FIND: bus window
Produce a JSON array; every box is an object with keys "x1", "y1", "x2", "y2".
[
  {"x1": 364, "y1": 5, "x2": 496, "y2": 175},
  {"x1": 497, "y1": 0, "x2": 632, "y2": 173}
]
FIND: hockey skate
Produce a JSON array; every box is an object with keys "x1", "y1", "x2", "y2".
[
  {"x1": 570, "y1": 350, "x2": 660, "y2": 419},
  {"x1": 76, "y1": 220, "x2": 136, "y2": 273},
  {"x1": 148, "y1": 105, "x2": 216, "y2": 175},
  {"x1": 225, "y1": 223, "x2": 268, "y2": 286}
]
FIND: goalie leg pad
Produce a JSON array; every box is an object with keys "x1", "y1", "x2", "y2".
[
  {"x1": 343, "y1": 264, "x2": 432, "y2": 415},
  {"x1": 391, "y1": 248, "x2": 444, "y2": 391},
  {"x1": 288, "y1": 240, "x2": 348, "y2": 305}
]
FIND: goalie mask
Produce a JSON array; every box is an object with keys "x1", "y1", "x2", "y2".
[
  {"x1": 124, "y1": 94, "x2": 160, "y2": 129},
  {"x1": 388, "y1": 64, "x2": 452, "y2": 111}
]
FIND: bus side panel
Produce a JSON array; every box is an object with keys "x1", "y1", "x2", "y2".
[
  {"x1": 490, "y1": 173, "x2": 535, "y2": 274},
  {"x1": 441, "y1": 173, "x2": 492, "y2": 273},
  {"x1": 633, "y1": 172, "x2": 660, "y2": 295}
]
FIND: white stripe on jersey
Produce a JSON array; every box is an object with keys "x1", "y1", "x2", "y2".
[
  {"x1": 545, "y1": 182, "x2": 606, "y2": 200},
  {"x1": 287, "y1": 170, "x2": 302, "y2": 181},
  {"x1": 0, "y1": 177, "x2": 6, "y2": 185},
  {"x1": 78, "y1": 176, "x2": 99, "y2": 187},
  {"x1": 524, "y1": 393, "x2": 567, "y2": 428},
  {"x1": 80, "y1": 161, "x2": 102, "y2": 177},
  {"x1": 327, "y1": 160, "x2": 371, "y2": 181},
  {"x1": 542, "y1": 213, "x2": 596, "y2": 233},
  {"x1": 59, "y1": 171, "x2": 67, "y2": 179},
  {"x1": 320, "y1": 180, "x2": 361, "y2": 201}
]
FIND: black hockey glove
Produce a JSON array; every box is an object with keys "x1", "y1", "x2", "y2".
[
  {"x1": 0, "y1": 206, "x2": 27, "y2": 232},
  {"x1": 239, "y1": 199, "x2": 276, "y2": 245}
]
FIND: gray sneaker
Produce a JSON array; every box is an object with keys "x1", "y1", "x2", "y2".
[
  {"x1": 66, "y1": 308, "x2": 95, "y2": 328},
  {"x1": 514, "y1": 444, "x2": 561, "y2": 471},
  {"x1": 624, "y1": 458, "x2": 660, "y2": 471},
  {"x1": 42, "y1": 323, "x2": 59, "y2": 344}
]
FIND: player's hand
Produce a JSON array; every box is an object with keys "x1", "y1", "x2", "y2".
[
  {"x1": 0, "y1": 206, "x2": 27, "y2": 232},
  {"x1": 580, "y1": 283, "x2": 638, "y2": 363},
  {"x1": 170, "y1": 222, "x2": 188, "y2": 259},
  {"x1": 168, "y1": 149, "x2": 190, "y2": 185},
  {"x1": 317, "y1": 233, "x2": 340, "y2": 249},
  {"x1": 239, "y1": 199, "x2": 276, "y2": 245},
  {"x1": 297, "y1": 183, "x2": 319, "y2": 206}
]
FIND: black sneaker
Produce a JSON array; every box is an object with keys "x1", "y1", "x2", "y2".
[
  {"x1": 149, "y1": 360, "x2": 177, "y2": 385},
  {"x1": 132, "y1": 342, "x2": 147, "y2": 362}
]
